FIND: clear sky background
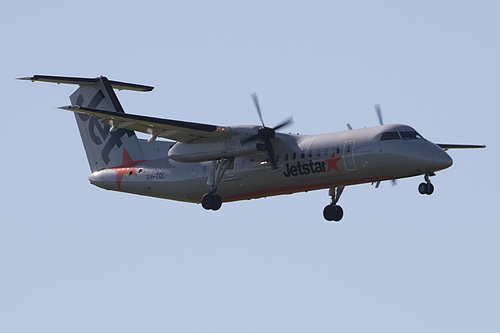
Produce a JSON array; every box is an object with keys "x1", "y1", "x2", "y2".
[{"x1": 1, "y1": 1, "x2": 498, "y2": 332}]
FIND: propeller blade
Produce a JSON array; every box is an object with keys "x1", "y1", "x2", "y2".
[
  {"x1": 375, "y1": 104, "x2": 383, "y2": 126},
  {"x1": 246, "y1": 93, "x2": 293, "y2": 171},
  {"x1": 273, "y1": 117, "x2": 294, "y2": 131},
  {"x1": 251, "y1": 93, "x2": 265, "y2": 126},
  {"x1": 264, "y1": 138, "x2": 278, "y2": 171}
]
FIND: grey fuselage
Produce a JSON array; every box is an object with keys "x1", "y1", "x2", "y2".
[{"x1": 88, "y1": 124, "x2": 453, "y2": 204}]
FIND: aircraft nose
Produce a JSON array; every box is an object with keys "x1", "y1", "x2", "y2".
[
  {"x1": 423, "y1": 146, "x2": 453, "y2": 171},
  {"x1": 431, "y1": 147, "x2": 453, "y2": 171},
  {"x1": 420, "y1": 144, "x2": 453, "y2": 172}
]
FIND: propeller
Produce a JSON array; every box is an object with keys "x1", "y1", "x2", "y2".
[
  {"x1": 242, "y1": 93, "x2": 293, "y2": 171},
  {"x1": 375, "y1": 104, "x2": 383, "y2": 126}
]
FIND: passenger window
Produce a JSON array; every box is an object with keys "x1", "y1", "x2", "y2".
[{"x1": 380, "y1": 132, "x2": 401, "y2": 141}]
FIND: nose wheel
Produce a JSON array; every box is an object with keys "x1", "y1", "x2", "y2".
[
  {"x1": 418, "y1": 173, "x2": 435, "y2": 195},
  {"x1": 323, "y1": 186, "x2": 345, "y2": 222}
]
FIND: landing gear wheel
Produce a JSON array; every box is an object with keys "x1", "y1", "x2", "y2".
[
  {"x1": 323, "y1": 204, "x2": 344, "y2": 222},
  {"x1": 201, "y1": 193, "x2": 223, "y2": 211},
  {"x1": 425, "y1": 183, "x2": 434, "y2": 195},
  {"x1": 418, "y1": 182, "x2": 434, "y2": 195},
  {"x1": 323, "y1": 205, "x2": 334, "y2": 221},
  {"x1": 202, "y1": 193, "x2": 214, "y2": 210},
  {"x1": 212, "y1": 194, "x2": 222, "y2": 211},
  {"x1": 418, "y1": 182, "x2": 428, "y2": 195},
  {"x1": 332, "y1": 205, "x2": 344, "y2": 222}
]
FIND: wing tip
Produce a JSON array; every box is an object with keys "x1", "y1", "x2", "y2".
[
  {"x1": 437, "y1": 143, "x2": 486, "y2": 150},
  {"x1": 58, "y1": 105, "x2": 78, "y2": 110}
]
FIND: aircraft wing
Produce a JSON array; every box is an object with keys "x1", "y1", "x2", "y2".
[
  {"x1": 437, "y1": 143, "x2": 486, "y2": 151},
  {"x1": 59, "y1": 105, "x2": 228, "y2": 142}
]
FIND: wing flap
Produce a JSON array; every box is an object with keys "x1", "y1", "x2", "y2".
[{"x1": 59, "y1": 105, "x2": 227, "y2": 142}]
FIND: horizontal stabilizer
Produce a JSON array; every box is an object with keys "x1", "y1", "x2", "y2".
[
  {"x1": 59, "y1": 105, "x2": 227, "y2": 142},
  {"x1": 18, "y1": 75, "x2": 154, "y2": 92},
  {"x1": 437, "y1": 143, "x2": 486, "y2": 151}
]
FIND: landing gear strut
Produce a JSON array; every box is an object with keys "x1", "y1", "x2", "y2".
[
  {"x1": 323, "y1": 186, "x2": 345, "y2": 222},
  {"x1": 418, "y1": 173, "x2": 435, "y2": 195},
  {"x1": 201, "y1": 158, "x2": 232, "y2": 211}
]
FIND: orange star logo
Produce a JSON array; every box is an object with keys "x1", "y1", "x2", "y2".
[
  {"x1": 110, "y1": 148, "x2": 147, "y2": 190},
  {"x1": 325, "y1": 152, "x2": 341, "y2": 173}
]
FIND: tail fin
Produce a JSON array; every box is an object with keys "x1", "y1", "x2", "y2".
[{"x1": 21, "y1": 75, "x2": 153, "y2": 172}]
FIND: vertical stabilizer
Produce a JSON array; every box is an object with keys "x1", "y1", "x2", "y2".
[
  {"x1": 20, "y1": 75, "x2": 153, "y2": 172},
  {"x1": 69, "y1": 77, "x2": 145, "y2": 172}
]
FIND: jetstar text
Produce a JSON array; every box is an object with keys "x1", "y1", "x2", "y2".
[{"x1": 283, "y1": 160, "x2": 327, "y2": 178}]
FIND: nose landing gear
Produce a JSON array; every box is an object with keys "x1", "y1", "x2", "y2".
[
  {"x1": 323, "y1": 186, "x2": 345, "y2": 222},
  {"x1": 418, "y1": 173, "x2": 435, "y2": 195}
]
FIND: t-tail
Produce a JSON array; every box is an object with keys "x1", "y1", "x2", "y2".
[{"x1": 19, "y1": 75, "x2": 153, "y2": 172}]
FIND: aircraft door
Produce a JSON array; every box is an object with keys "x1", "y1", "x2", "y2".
[{"x1": 344, "y1": 140, "x2": 356, "y2": 171}]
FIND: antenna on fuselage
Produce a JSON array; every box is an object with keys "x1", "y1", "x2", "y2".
[{"x1": 375, "y1": 104, "x2": 384, "y2": 126}]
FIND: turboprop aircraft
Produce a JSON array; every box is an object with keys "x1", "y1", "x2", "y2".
[{"x1": 20, "y1": 75, "x2": 486, "y2": 221}]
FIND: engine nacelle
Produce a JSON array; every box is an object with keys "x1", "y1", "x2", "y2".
[{"x1": 168, "y1": 127, "x2": 262, "y2": 162}]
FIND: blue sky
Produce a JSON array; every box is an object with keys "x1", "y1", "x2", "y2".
[{"x1": 1, "y1": 1, "x2": 499, "y2": 332}]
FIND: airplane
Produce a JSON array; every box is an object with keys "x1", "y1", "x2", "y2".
[{"x1": 20, "y1": 75, "x2": 486, "y2": 222}]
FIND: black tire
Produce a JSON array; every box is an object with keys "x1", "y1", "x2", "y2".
[
  {"x1": 332, "y1": 205, "x2": 344, "y2": 222},
  {"x1": 323, "y1": 205, "x2": 343, "y2": 222},
  {"x1": 426, "y1": 183, "x2": 434, "y2": 195},
  {"x1": 202, "y1": 193, "x2": 215, "y2": 210},
  {"x1": 323, "y1": 205, "x2": 335, "y2": 221},
  {"x1": 212, "y1": 194, "x2": 222, "y2": 211},
  {"x1": 418, "y1": 183, "x2": 428, "y2": 195}
]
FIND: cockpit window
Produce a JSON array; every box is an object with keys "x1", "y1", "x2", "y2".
[
  {"x1": 380, "y1": 132, "x2": 401, "y2": 141},
  {"x1": 400, "y1": 131, "x2": 424, "y2": 140}
]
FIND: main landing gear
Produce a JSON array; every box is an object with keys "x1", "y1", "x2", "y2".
[
  {"x1": 202, "y1": 193, "x2": 222, "y2": 210},
  {"x1": 201, "y1": 158, "x2": 232, "y2": 211},
  {"x1": 418, "y1": 173, "x2": 435, "y2": 195},
  {"x1": 323, "y1": 186, "x2": 345, "y2": 222}
]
